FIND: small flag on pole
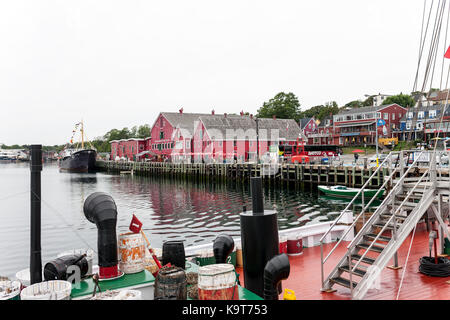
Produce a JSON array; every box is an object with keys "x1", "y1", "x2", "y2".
[{"x1": 445, "y1": 46, "x2": 450, "y2": 59}]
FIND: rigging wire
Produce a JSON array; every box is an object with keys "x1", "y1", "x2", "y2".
[
  {"x1": 413, "y1": 0, "x2": 435, "y2": 93},
  {"x1": 395, "y1": 223, "x2": 418, "y2": 300},
  {"x1": 30, "y1": 189, "x2": 98, "y2": 256},
  {"x1": 409, "y1": 0, "x2": 447, "y2": 140},
  {"x1": 439, "y1": 0, "x2": 450, "y2": 89},
  {"x1": 0, "y1": 191, "x2": 29, "y2": 202}
]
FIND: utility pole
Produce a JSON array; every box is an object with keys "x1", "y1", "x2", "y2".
[
  {"x1": 256, "y1": 117, "x2": 260, "y2": 164},
  {"x1": 375, "y1": 112, "x2": 379, "y2": 167}
]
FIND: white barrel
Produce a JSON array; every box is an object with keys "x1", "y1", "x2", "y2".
[
  {"x1": 118, "y1": 232, "x2": 145, "y2": 274},
  {"x1": 198, "y1": 264, "x2": 238, "y2": 300},
  {"x1": 58, "y1": 248, "x2": 94, "y2": 274},
  {"x1": 0, "y1": 280, "x2": 21, "y2": 300},
  {"x1": 20, "y1": 280, "x2": 71, "y2": 300},
  {"x1": 15, "y1": 268, "x2": 44, "y2": 288},
  {"x1": 15, "y1": 268, "x2": 31, "y2": 287}
]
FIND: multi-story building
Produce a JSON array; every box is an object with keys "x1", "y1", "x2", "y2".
[
  {"x1": 149, "y1": 110, "x2": 210, "y2": 160},
  {"x1": 399, "y1": 104, "x2": 450, "y2": 141},
  {"x1": 110, "y1": 138, "x2": 146, "y2": 161},
  {"x1": 191, "y1": 114, "x2": 301, "y2": 163},
  {"x1": 308, "y1": 115, "x2": 340, "y2": 145},
  {"x1": 333, "y1": 103, "x2": 407, "y2": 146}
]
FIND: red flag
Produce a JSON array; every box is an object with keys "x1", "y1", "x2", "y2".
[{"x1": 445, "y1": 46, "x2": 450, "y2": 59}]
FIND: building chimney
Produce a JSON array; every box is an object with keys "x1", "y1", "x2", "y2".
[
  {"x1": 212, "y1": 109, "x2": 215, "y2": 115},
  {"x1": 179, "y1": 107, "x2": 183, "y2": 114}
]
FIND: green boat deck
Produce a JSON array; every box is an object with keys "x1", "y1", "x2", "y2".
[{"x1": 71, "y1": 261, "x2": 262, "y2": 300}]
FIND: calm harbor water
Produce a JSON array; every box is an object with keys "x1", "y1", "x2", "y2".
[{"x1": 0, "y1": 161, "x2": 369, "y2": 278}]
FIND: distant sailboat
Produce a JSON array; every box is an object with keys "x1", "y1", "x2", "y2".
[{"x1": 58, "y1": 120, "x2": 97, "y2": 173}]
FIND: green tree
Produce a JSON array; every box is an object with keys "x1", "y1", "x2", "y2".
[
  {"x1": 382, "y1": 93, "x2": 415, "y2": 108},
  {"x1": 257, "y1": 92, "x2": 302, "y2": 121},
  {"x1": 344, "y1": 100, "x2": 364, "y2": 109},
  {"x1": 137, "y1": 124, "x2": 151, "y2": 138}
]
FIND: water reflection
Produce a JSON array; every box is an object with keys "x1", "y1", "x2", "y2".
[{"x1": 0, "y1": 162, "x2": 379, "y2": 277}]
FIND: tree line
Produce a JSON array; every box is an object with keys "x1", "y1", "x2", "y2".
[
  {"x1": 256, "y1": 92, "x2": 416, "y2": 122},
  {"x1": 2, "y1": 92, "x2": 416, "y2": 152}
]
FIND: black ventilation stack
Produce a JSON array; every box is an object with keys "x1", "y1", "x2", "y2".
[
  {"x1": 30, "y1": 145, "x2": 43, "y2": 285},
  {"x1": 83, "y1": 192, "x2": 119, "y2": 279},
  {"x1": 263, "y1": 254, "x2": 290, "y2": 300},
  {"x1": 240, "y1": 177, "x2": 279, "y2": 298},
  {"x1": 213, "y1": 234, "x2": 235, "y2": 263}
]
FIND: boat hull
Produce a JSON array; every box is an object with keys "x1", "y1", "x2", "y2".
[
  {"x1": 318, "y1": 185, "x2": 384, "y2": 199},
  {"x1": 59, "y1": 149, "x2": 96, "y2": 173}
]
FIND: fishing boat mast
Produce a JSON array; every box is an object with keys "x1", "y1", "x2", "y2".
[{"x1": 81, "y1": 119, "x2": 84, "y2": 149}]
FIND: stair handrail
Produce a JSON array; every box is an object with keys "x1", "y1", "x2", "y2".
[
  {"x1": 319, "y1": 151, "x2": 398, "y2": 288},
  {"x1": 353, "y1": 179, "x2": 435, "y2": 300},
  {"x1": 320, "y1": 150, "x2": 424, "y2": 289},
  {"x1": 321, "y1": 166, "x2": 399, "y2": 265},
  {"x1": 345, "y1": 150, "x2": 425, "y2": 251},
  {"x1": 319, "y1": 151, "x2": 395, "y2": 244},
  {"x1": 351, "y1": 168, "x2": 430, "y2": 273}
]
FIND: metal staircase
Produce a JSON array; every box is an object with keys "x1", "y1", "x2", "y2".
[{"x1": 319, "y1": 150, "x2": 448, "y2": 300}]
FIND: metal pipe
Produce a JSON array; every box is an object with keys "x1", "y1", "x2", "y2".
[
  {"x1": 30, "y1": 144, "x2": 43, "y2": 284},
  {"x1": 251, "y1": 177, "x2": 264, "y2": 214}
]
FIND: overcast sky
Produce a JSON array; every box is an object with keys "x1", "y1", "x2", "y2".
[{"x1": 0, "y1": 1, "x2": 432, "y2": 145}]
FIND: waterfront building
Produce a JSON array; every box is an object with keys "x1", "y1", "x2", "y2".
[
  {"x1": 333, "y1": 103, "x2": 407, "y2": 146},
  {"x1": 308, "y1": 115, "x2": 340, "y2": 146},
  {"x1": 110, "y1": 138, "x2": 146, "y2": 161},
  {"x1": 191, "y1": 114, "x2": 301, "y2": 163},
  {"x1": 299, "y1": 117, "x2": 318, "y2": 144},
  {"x1": 150, "y1": 110, "x2": 210, "y2": 161},
  {"x1": 399, "y1": 104, "x2": 450, "y2": 141}
]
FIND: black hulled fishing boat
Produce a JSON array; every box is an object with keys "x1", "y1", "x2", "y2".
[{"x1": 58, "y1": 121, "x2": 97, "y2": 173}]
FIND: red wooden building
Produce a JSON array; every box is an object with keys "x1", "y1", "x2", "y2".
[
  {"x1": 191, "y1": 114, "x2": 301, "y2": 163},
  {"x1": 333, "y1": 103, "x2": 407, "y2": 146},
  {"x1": 110, "y1": 138, "x2": 146, "y2": 161},
  {"x1": 149, "y1": 110, "x2": 210, "y2": 161}
]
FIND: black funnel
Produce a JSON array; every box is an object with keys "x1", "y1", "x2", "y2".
[
  {"x1": 83, "y1": 192, "x2": 118, "y2": 278},
  {"x1": 263, "y1": 254, "x2": 290, "y2": 300},
  {"x1": 213, "y1": 235, "x2": 235, "y2": 263}
]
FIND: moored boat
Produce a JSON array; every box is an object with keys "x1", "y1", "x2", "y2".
[
  {"x1": 59, "y1": 149, "x2": 97, "y2": 173},
  {"x1": 58, "y1": 120, "x2": 97, "y2": 173},
  {"x1": 317, "y1": 185, "x2": 384, "y2": 199}
]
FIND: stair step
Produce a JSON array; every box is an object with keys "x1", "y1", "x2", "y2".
[
  {"x1": 338, "y1": 265, "x2": 367, "y2": 277},
  {"x1": 380, "y1": 212, "x2": 407, "y2": 219},
  {"x1": 374, "y1": 223, "x2": 399, "y2": 230},
  {"x1": 356, "y1": 242, "x2": 386, "y2": 253},
  {"x1": 394, "y1": 201, "x2": 418, "y2": 207},
  {"x1": 395, "y1": 194, "x2": 423, "y2": 201},
  {"x1": 330, "y1": 276, "x2": 358, "y2": 289},
  {"x1": 364, "y1": 233, "x2": 392, "y2": 242},
  {"x1": 351, "y1": 254, "x2": 376, "y2": 265}
]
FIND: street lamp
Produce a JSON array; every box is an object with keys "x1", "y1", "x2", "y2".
[{"x1": 256, "y1": 117, "x2": 259, "y2": 164}]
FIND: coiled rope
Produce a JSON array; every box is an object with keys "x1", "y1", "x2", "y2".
[{"x1": 419, "y1": 256, "x2": 450, "y2": 276}]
